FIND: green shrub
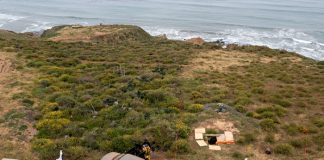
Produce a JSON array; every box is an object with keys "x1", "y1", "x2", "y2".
[
  {"x1": 170, "y1": 139, "x2": 190, "y2": 154},
  {"x1": 111, "y1": 136, "x2": 134, "y2": 153},
  {"x1": 59, "y1": 74, "x2": 77, "y2": 83},
  {"x1": 274, "y1": 143, "x2": 293, "y2": 155},
  {"x1": 246, "y1": 112, "x2": 254, "y2": 117},
  {"x1": 290, "y1": 138, "x2": 312, "y2": 148},
  {"x1": 175, "y1": 121, "x2": 190, "y2": 138},
  {"x1": 22, "y1": 98, "x2": 34, "y2": 107},
  {"x1": 317, "y1": 61, "x2": 324, "y2": 65},
  {"x1": 190, "y1": 91, "x2": 203, "y2": 99},
  {"x1": 271, "y1": 97, "x2": 292, "y2": 108},
  {"x1": 180, "y1": 113, "x2": 198, "y2": 125},
  {"x1": 235, "y1": 105, "x2": 247, "y2": 113},
  {"x1": 237, "y1": 133, "x2": 256, "y2": 145},
  {"x1": 19, "y1": 125, "x2": 28, "y2": 131},
  {"x1": 313, "y1": 133, "x2": 324, "y2": 146},
  {"x1": 185, "y1": 104, "x2": 204, "y2": 113},
  {"x1": 260, "y1": 111, "x2": 276, "y2": 119},
  {"x1": 144, "y1": 89, "x2": 171, "y2": 103},
  {"x1": 84, "y1": 98, "x2": 104, "y2": 110},
  {"x1": 256, "y1": 105, "x2": 286, "y2": 117},
  {"x1": 99, "y1": 140, "x2": 112, "y2": 151},
  {"x1": 32, "y1": 138, "x2": 58, "y2": 159},
  {"x1": 4, "y1": 109, "x2": 25, "y2": 120},
  {"x1": 39, "y1": 79, "x2": 52, "y2": 88},
  {"x1": 235, "y1": 96, "x2": 252, "y2": 106},
  {"x1": 206, "y1": 128, "x2": 219, "y2": 134},
  {"x1": 121, "y1": 110, "x2": 147, "y2": 127},
  {"x1": 246, "y1": 112, "x2": 262, "y2": 119},
  {"x1": 260, "y1": 119, "x2": 277, "y2": 132},
  {"x1": 252, "y1": 87, "x2": 264, "y2": 94},
  {"x1": 265, "y1": 134, "x2": 275, "y2": 143},
  {"x1": 147, "y1": 120, "x2": 177, "y2": 149},
  {"x1": 66, "y1": 146, "x2": 88, "y2": 160},
  {"x1": 36, "y1": 118, "x2": 71, "y2": 136},
  {"x1": 282, "y1": 124, "x2": 300, "y2": 136},
  {"x1": 27, "y1": 61, "x2": 46, "y2": 68},
  {"x1": 312, "y1": 118, "x2": 324, "y2": 128},
  {"x1": 232, "y1": 151, "x2": 244, "y2": 159},
  {"x1": 12, "y1": 92, "x2": 30, "y2": 100},
  {"x1": 55, "y1": 96, "x2": 76, "y2": 108}
]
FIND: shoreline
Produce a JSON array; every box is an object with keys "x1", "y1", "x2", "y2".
[{"x1": 0, "y1": 24, "x2": 322, "y2": 62}]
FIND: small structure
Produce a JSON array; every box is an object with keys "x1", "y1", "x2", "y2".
[
  {"x1": 196, "y1": 140, "x2": 208, "y2": 147},
  {"x1": 209, "y1": 145, "x2": 221, "y2": 151},
  {"x1": 194, "y1": 127, "x2": 235, "y2": 151},
  {"x1": 195, "y1": 128, "x2": 205, "y2": 140},
  {"x1": 224, "y1": 131, "x2": 235, "y2": 144}
]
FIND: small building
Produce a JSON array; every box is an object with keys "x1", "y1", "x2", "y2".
[{"x1": 194, "y1": 128, "x2": 235, "y2": 151}]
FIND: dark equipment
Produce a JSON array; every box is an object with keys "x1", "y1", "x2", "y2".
[{"x1": 126, "y1": 140, "x2": 159, "y2": 159}]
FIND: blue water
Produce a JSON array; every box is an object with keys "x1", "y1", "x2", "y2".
[{"x1": 1, "y1": 0, "x2": 324, "y2": 60}]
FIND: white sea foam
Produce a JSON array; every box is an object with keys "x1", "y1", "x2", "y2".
[
  {"x1": 301, "y1": 47, "x2": 315, "y2": 51},
  {"x1": 22, "y1": 22, "x2": 52, "y2": 32},
  {"x1": 0, "y1": 13, "x2": 24, "y2": 22},
  {"x1": 292, "y1": 38, "x2": 312, "y2": 44}
]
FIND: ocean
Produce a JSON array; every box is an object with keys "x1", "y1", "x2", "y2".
[{"x1": 0, "y1": 0, "x2": 324, "y2": 60}]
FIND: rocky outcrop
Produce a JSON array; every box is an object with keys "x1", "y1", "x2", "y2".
[
  {"x1": 186, "y1": 37, "x2": 205, "y2": 45},
  {"x1": 42, "y1": 25, "x2": 152, "y2": 43}
]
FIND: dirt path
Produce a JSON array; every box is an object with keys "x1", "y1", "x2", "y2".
[{"x1": 0, "y1": 52, "x2": 37, "y2": 160}]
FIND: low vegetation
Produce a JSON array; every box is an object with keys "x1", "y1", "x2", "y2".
[{"x1": 0, "y1": 25, "x2": 323, "y2": 159}]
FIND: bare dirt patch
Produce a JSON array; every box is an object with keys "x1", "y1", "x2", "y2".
[
  {"x1": 49, "y1": 25, "x2": 128, "y2": 42},
  {"x1": 182, "y1": 50, "x2": 276, "y2": 78},
  {"x1": 0, "y1": 58, "x2": 12, "y2": 73},
  {"x1": 0, "y1": 52, "x2": 37, "y2": 160},
  {"x1": 196, "y1": 118, "x2": 240, "y2": 134}
]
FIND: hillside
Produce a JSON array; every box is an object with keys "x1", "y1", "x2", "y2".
[{"x1": 0, "y1": 25, "x2": 323, "y2": 160}]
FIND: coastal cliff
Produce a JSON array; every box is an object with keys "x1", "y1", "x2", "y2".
[{"x1": 0, "y1": 25, "x2": 323, "y2": 160}]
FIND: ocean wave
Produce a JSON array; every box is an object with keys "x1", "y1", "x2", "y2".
[
  {"x1": 292, "y1": 38, "x2": 312, "y2": 44},
  {"x1": 301, "y1": 47, "x2": 315, "y2": 51},
  {"x1": 22, "y1": 22, "x2": 52, "y2": 32},
  {"x1": 0, "y1": 13, "x2": 24, "y2": 22},
  {"x1": 40, "y1": 14, "x2": 101, "y2": 21}
]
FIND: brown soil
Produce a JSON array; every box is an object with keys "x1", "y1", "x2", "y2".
[
  {"x1": 196, "y1": 118, "x2": 240, "y2": 134},
  {"x1": 49, "y1": 25, "x2": 128, "y2": 42},
  {"x1": 0, "y1": 52, "x2": 37, "y2": 160},
  {"x1": 182, "y1": 50, "x2": 279, "y2": 78},
  {"x1": 0, "y1": 58, "x2": 12, "y2": 73}
]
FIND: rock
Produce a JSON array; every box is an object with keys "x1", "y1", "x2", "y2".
[
  {"x1": 265, "y1": 147, "x2": 272, "y2": 155},
  {"x1": 186, "y1": 37, "x2": 205, "y2": 45},
  {"x1": 156, "y1": 34, "x2": 168, "y2": 40}
]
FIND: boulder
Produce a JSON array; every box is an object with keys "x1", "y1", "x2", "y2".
[{"x1": 186, "y1": 37, "x2": 205, "y2": 45}]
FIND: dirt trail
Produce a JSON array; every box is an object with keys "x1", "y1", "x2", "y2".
[
  {"x1": 0, "y1": 57, "x2": 12, "y2": 73},
  {"x1": 0, "y1": 52, "x2": 37, "y2": 160}
]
